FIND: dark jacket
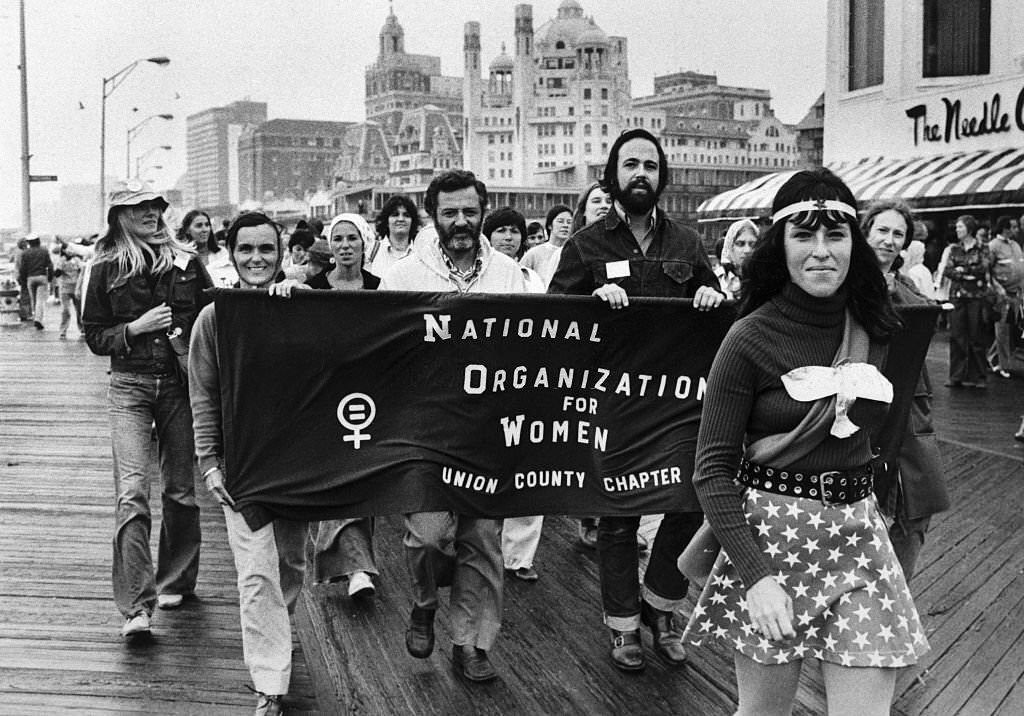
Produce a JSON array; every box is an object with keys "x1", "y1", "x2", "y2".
[
  {"x1": 884, "y1": 274, "x2": 951, "y2": 520},
  {"x1": 547, "y1": 208, "x2": 719, "y2": 298},
  {"x1": 18, "y1": 245, "x2": 53, "y2": 283},
  {"x1": 83, "y1": 254, "x2": 213, "y2": 374},
  {"x1": 305, "y1": 269, "x2": 380, "y2": 290}
]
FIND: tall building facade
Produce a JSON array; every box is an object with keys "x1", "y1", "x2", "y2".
[
  {"x1": 237, "y1": 119, "x2": 354, "y2": 203},
  {"x1": 186, "y1": 100, "x2": 267, "y2": 215},
  {"x1": 463, "y1": 0, "x2": 631, "y2": 187}
]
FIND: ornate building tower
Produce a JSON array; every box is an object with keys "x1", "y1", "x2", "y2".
[
  {"x1": 463, "y1": 21, "x2": 483, "y2": 176},
  {"x1": 512, "y1": 4, "x2": 535, "y2": 183}
]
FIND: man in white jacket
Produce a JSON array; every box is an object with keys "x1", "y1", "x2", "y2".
[{"x1": 380, "y1": 170, "x2": 526, "y2": 682}]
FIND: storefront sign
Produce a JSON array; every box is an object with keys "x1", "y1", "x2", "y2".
[{"x1": 905, "y1": 86, "x2": 1024, "y2": 146}]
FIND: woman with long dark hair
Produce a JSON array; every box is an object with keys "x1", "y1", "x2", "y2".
[
  {"x1": 177, "y1": 209, "x2": 236, "y2": 287},
  {"x1": 683, "y1": 169, "x2": 927, "y2": 716},
  {"x1": 83, "y1": 186, "x2": 213, "y2": 639},
  {"x1": 367, "y1": 194, "x2": 421, "y2": 278}
]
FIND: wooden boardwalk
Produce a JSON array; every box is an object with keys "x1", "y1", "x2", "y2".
[
  {"x1": 0, "y1": 314, "x2": 319, "y2": 715},
  {"x1": 2, "y1": 313, "x2": 1023, "y2": 714}
]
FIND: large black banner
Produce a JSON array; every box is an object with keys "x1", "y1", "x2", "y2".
[
  {"x1": 215, "y1": 292, "x2": 937, "y2": 524},
  {"x1": 216, "y1": 290, "x2": 734, "y2": 521}
]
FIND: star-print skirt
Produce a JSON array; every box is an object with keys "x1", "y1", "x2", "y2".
[{"x1": 682, "y1": 487, "x2": 930, "y2": 667}]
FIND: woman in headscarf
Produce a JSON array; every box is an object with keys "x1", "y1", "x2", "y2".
[{"x1": 304, "y1": 213, "x2": 380, "y2": 598}]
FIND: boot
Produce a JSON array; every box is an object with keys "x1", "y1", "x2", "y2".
[
  {"x1": 640, "y1": 601, "x2": 687, "y2": 665},
  {"x1": 608, "y1": 628, "x2": 645, "y2": 672},
  {"x1": 405, "y1": 606, "x2": 435, "y2": 658},
  {"x1": 453, "y1": 645, "x2": 498, "y2": 682}
]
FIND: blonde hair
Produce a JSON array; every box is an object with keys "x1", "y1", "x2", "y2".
[{"x1": 95, "y1": 206, "x2": 194, "y2": 281}]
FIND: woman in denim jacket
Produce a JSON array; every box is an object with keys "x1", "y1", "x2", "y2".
[{"x1": 83, "y1": 185, "x2": 212, "y2": 639}]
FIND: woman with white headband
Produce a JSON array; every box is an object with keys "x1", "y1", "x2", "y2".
[{"x1": 682, "y1": 169, "x2": 928, "y2": 716}]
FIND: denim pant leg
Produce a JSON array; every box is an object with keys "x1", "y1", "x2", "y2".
[
  {"x1": 642, "y1": 511, "x2": 703, "y2": 611},
  {"x1": 27, "y1": 275, "x2": 48, "y2": 323},
  {"x1": 948, "y1": 302, "x2": 970, "y2": 382},
  {"x1": 108, "y1": 373, "x2": 158, "y2": 618},
  {"x1": 403, "y1": 511, "x2": 457, "y2": 611},
  {"x1": 450, "y1": 517, "x2": 504, "y2": 651},
  {"x1": 153, "y1": 375, "x2": 201, "y2": 596},
  {"x1": 597, "y1": 514, "x2": 642, "y2": 630},
  {"x1": 223, "y1": 507, "x2": 307, "y2": 696},
  {"x1": 312, "y1": 518, "x2": 377, "y2": 583}
]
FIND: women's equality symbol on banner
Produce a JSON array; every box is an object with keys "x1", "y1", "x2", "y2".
[{"x1": 337, "y1": 393, "x2": 376, "y2": 449}]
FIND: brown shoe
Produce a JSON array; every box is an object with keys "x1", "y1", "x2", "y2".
[
  {"x1": 453, "y1": 645, "x2": 497, "y2": 682},
  {"x1": 609, "y1": 629, "x2": 645, "y2": 671},
  {"x1": 254, "y1": 692, "x2": 284, "y2": 716},
  {"x1": 405, "y1": 607, "x2": 435, "y2": 658},
  {"x1": 640, "y1": 601, "x2": 687, "y2": 665}
]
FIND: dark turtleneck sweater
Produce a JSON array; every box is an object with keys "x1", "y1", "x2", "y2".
[{"x1": 693, "y1": 282, "x2": 883, "y2": 588}]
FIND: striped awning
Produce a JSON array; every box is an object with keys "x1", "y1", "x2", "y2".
[{"x1": 697, "y1": 147, "x2": 1024, "y2": 221}]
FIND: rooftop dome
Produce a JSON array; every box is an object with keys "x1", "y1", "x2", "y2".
[
  {"x1": 558, "y1": 0, "x2": 584, "y2": 14},
  {"x1": 489, "y1": 43, "x2": 514, "y2": 71},
  {"x1": 535, "y1": 1, "x2": 605, "y2": 50},
  {"x1": 577, "y1": 23, "x2": 609, "y2": 46}
]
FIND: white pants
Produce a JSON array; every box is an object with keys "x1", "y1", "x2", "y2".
[
  {"x1": 501, "y1": 515, "x2": 544, "y2": 570},
  {"x1": 222, "y1": 506, "x2": 307, "y2": 695}
]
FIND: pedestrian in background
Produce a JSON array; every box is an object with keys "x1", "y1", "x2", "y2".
[
  {"x1": 83, "y1": 186, "x2": 212, "y2": 639},
  {"x1": 18, "y1": 233, "x2": 52, "y2": 330},
  {"x1": 943, "y1": 214, "x2": 998, "y2": 388}
]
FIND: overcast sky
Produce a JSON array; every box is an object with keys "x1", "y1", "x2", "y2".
[{"x1": 0, "y1": 0, "x2": 827, "y2": 228}]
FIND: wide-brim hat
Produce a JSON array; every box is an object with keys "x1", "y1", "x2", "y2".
[{"x1": 106, "y1": 181, "x2": 169, "y2": 224}]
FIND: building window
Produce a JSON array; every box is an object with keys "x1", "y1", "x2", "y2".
[
  {"x1": 601, "y1": 88, "x2": 608, "y2": 100},
  {"x1": 848, "y1": 0, "x2": 884, "y2": 90},
  {"x1": 923, "y1": 0, "x2": 990, "y2": 77},
  {"x1": 583, "y1": 88, "x2": 592, "y2": 100}
]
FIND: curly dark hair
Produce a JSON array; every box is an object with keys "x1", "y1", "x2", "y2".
[
  {"x1": 424, "y1": 170, "x2": 487, "y2": 219},
  {"x1": 375, "y1": 194, "x2": 422, "y2": 241},
  {"x1": 739, "y1": 168, "x2": 901, "y2": 340},
  {"x1": 602, "y1": 128, "x2": 668, "y2": 202}
]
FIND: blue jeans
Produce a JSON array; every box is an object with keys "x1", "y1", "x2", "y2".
[
  {"x1": 107, "y1": 371, "x2": 200, "y2": 617},
  {"x1": 598, "y1": 511, "x2": 703, "y2": 630}
]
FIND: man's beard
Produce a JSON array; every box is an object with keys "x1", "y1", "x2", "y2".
[
  {"x1": 612, "y1": 177, "x2": 658, "y2": 215},
  {"x1": 438, "y1": 223, "x2": 481, "y2": 255}
]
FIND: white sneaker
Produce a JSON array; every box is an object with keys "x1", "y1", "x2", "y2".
[
  {"x1": 121, "y1": 612, "x2": 151, "y2": 638},
  {"x1": 157, "y1": 593, "x2": 184, "y2": 609},
  {"x1": 348, "y1": 571, "x2": 375, "y2": 599}
]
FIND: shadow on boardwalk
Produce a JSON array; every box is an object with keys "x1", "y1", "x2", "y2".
[{"x1": 1, "y1": 318, "x2": 1022, "y2": 714}]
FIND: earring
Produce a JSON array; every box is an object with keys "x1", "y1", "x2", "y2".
[{"x1": 330, "y1": 257, "x2": 336, "y2": 264}]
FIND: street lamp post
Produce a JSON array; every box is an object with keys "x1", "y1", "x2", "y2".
[
  {"x1": 135, "y1": 145, "x2": 172, "y2": 179},
  {"x1": 126, "y1": 114, "x2": 173, "y2": 178},
  {"x1": 99, "y1": 56, "x2": 170, "y2": 226}
]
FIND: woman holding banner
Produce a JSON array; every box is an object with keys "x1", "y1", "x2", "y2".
[
  {"x1": 683, "y1": 169, "x2": 928, "y2": 716},
  {"x1": 189, "y1": 212, "x2": 303, "y2": 716},
  {"x1": 303, "y1": 213, "x2": 381, "y2": 599}
]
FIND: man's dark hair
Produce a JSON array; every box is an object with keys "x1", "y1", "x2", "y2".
[
  {"x1": 602, "y1": 128, "x2": 669, "y2": 200},
  {"x1": 424, "y1": 170, "x2": 487, "y2": 219},
  {"x1": 287, "y1": 229, "x2": 316, "y2": 251},
  {"x1": 375, "y1": 194, "x2": 422, "y2": 240},
  {"x1": 482, "y1": 207, "x2": 529, "y2": 259},
  {"x1": 995, "y1": 215, "x2": 1015, "y2": 237},
  {"x1": 740, "y1": 168, "x2": 901, "y2": 340},
  {"x1": 226, "y1": 212, "x2": 282, "y2": 251}
]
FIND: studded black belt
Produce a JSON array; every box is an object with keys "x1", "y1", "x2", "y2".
[{"x1": 735, "y1": 458, "x2": 873, "y2": 506}]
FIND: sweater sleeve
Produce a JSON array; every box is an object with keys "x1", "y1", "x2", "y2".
[
  {"x1": 693, "y1": 321, "x2": 775, "y2": 589},
  {"x1": 188, "y1": 304, "x2": 222, "y2": 475}
]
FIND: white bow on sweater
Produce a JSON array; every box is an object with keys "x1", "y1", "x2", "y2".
[{"x1": 781, "y1": 361, "x2": 893, "y2": 439}]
